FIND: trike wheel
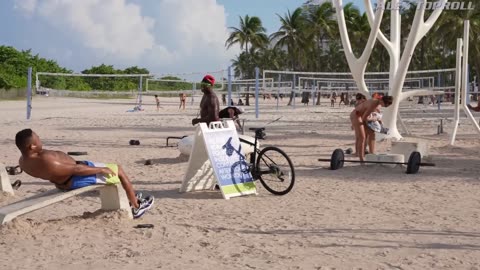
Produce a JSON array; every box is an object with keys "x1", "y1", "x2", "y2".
[{"x1": 255, "y1": 146, "x2": 295, "y2": 195}]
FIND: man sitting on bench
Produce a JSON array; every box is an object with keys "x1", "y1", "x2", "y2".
[{"x1": 15, "y1": 129, "x2": 154, "y2": 219}]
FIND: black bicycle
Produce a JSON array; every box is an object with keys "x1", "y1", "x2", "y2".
[{"x1": 222, "y1": 127, "x2": 295, "y2": 195}]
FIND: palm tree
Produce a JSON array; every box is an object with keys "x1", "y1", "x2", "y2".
[
  {"x1": 225, "y1": 15, "x2": 268, "y2": 79},
  {"x1": 270, "y1": 8, "x2": 308, "y2": 70},
  {"x1": 434, "y1": 2, "x2": 480, "y2": 84},
  {"x1": 256, "y1": 47, "x2": 287, "y2": 71},
  {"x1": 226, "y1": 15, "x2": 269, "y2": 106},
  {"x1": 306, "y1": 2, "x2": 337, "y2": 71},
  {"x1": 343, "y1": 3, "x2": 369, "y2": 57},
  {"x1": 270, "y1": 8, "x2": 309, "y2": 105}
]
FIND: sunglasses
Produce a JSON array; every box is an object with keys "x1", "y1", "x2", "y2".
[{"x1": 200, "y1": 82, "x2": 212, "y2": 88}]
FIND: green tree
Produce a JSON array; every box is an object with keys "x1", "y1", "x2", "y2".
[
  {"x1": 225, "y1": 15, "x2": 268, "y2": 79},
  {"x1": 270, "y1": 8, "x2": 308, "y2": 71},
  {"x1": 305, "y1": 2, "x2": 337, "y2": 71}
]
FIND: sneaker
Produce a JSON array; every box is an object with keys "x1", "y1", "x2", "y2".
[
  {"x1": 132, "y1": 195, "x2": 154, "y2": 219},
  {"x1": 135, "y1": 192, "x2": 143, "y2": 201}
]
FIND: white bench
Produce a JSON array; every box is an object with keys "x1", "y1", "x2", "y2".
[
  {"x1": 391, "y1": 141, "x2": 429, "y2": 161},
  {"x1": 0, "y1": 163, "x2": 14, "y2": 195},
  {"x1": 0, "y1": 184, "x2": 133, "y2": 224}
]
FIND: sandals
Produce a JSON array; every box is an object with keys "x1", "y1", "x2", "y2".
[
  {"x1": 11, "y1": 180, "x2": 22, "y2": 190},
  {"x1": 5, "y1": 165, "x2": 22, "y2": 175}
]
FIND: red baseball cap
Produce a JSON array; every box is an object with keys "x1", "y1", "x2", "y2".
[{"x1": 202, "y1": 74, "x2": 215, "y2": 85}]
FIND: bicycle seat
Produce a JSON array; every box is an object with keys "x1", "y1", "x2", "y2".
[{"x1": 249, "y1": 127, "x2": 265, "y2": 132}]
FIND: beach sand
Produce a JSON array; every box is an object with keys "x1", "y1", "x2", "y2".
[{"x1": 1, "y1": 95, "x2": 480, "y2": 269}]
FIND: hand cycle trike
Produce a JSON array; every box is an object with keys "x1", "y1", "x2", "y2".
[{"x1": 222, "y1": 127, "x2": 295, "y2": 195}]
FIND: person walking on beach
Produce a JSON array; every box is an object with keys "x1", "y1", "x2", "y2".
[
  {"x1": 191, "y1": 75, "x2": 220, "y2": 126},
  {"x1": 330, "y1": 91, "x2": 337, "y2": 107},
  {"x1": 154, "y1": 95, "x2": 160, "y2": 112},
  {"x1": 179, "y1": 92, "x2": 187, "y2": 110},
  {"x1": 14, "y1": 129, "x2": 154, "y2": 219}
]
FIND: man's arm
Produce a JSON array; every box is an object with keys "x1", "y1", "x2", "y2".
[
  {"x1": 42, "y1": 156, "x2": 115, "y2": 177},
  {"x1": 361, "y1": 101, "x2": 378, "y2": 123}
]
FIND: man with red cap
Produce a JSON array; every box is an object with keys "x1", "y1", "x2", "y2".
[{"x1": 192, "y1": 75, "x2": 220, "y2": 126}]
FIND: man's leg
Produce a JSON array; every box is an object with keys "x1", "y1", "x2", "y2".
[
  {"x1": 356, "y1": 124, "x2": 366, "y2": 162},
  {"x1": 366, "y1": 129, "x2": 375, "y2": 154},
  {"x1": 117, "y1": 165, "x2": 139, "y2": 208},
  {"x1": 350, "y1": 114, "x2": 360, "y2": 157}
]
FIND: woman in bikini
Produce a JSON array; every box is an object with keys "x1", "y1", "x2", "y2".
[
  {"x1": 179, "y1": 93, "x2": 187, "y2": 110},
  {"x1": 350, "y1": 95, "x2": 393, "y2": 161}
]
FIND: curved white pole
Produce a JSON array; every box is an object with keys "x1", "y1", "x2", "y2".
[{"x1": 333, "y1": 0, "x2": 385, "y2": 96}]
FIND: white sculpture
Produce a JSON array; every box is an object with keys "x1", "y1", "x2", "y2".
[{"x1": 333, "y1": 0, "x2": 447, "y2": 140}]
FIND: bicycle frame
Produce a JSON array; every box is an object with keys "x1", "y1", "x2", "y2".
[{"x1": 239, "y1": 128, "x2": 269, "y2": 179}]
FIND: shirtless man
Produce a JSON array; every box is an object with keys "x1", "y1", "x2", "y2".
[
  {"x1": 191, "y1": 75, "x2": 220, "y2": 126},
  {"x1": 350, "y1": 95, "x2": 393, "y2": 161},
  {"x1": 15, "y1": 129, "x2": 154, "y2": 219}
]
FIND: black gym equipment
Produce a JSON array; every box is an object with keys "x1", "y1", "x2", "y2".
[
  {"x1": 67, "y1": 151, "x2": 88, "y2": 156},
  {"x1": 166, "y1": 136, "x2": 187, "y2": 147},
  {"x1": 129, "y1": 140, "x2": 140, "y2": 146},
  {"x1": 134, "y1": 224, "x2": 154, "y2": 229},
  {"x1": 318, "y1": 148, "x2": 435, "y2": 174}
]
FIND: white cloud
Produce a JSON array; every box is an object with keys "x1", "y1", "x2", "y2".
[
  {"x1": 13, "y1": 0, "x2": 240, "y2": 73},
  {"x1": 14, "y1": 0, "x2": 38, "y2": 14},
  {"x1": 15, "y1": 0, "x2": 155, "y2": 60},
  {"x1": 144, "y1": 0, "x2": 239, "y2": 73}
]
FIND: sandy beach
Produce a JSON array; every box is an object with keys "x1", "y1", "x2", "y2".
[{"x1": 1, "y1": 95, "x2": 480, "y2": 269}]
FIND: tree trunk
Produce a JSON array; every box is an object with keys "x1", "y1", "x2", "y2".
[{"x1": 246, "y1": 85, "x2": 250, "y2": 106}]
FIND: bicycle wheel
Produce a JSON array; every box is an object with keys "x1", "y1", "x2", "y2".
[{"x1": 255, "y1": 146, "x2": 295, "y2": 195}]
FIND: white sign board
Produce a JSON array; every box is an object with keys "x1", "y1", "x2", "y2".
[{"x1": 180, "y1": 120, "x2": 257, "y2": 199}]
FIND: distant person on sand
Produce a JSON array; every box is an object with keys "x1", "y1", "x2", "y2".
[
  {"x1": 14, "y1": 129, "x2": 154, "y2": 219},
  {"x1": 339, "y1": 92, "x2": 347, "y2": 106},
  {"x1": 330, "y1": 91, "x2": 337, "y2": 107},
  {"x1": 222, "y1": 94, "x2": 227, "y2": 106},
  {"x1": 154, "y1": 95, "x2": 160, "y2": 112},
  {"x1": 350, "y1": 95, "x2": 393, "y2": 162},
  {"x1": 179, "y1": 92, "x2": 187, "y2": 110},
  {"x1": 191, "y1": 75, "x2": 220, "y2": 126}
]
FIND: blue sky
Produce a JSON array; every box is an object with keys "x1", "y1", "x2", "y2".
[{"x1": 0, "y1": 0, "x2": 363, "y2": 75}]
